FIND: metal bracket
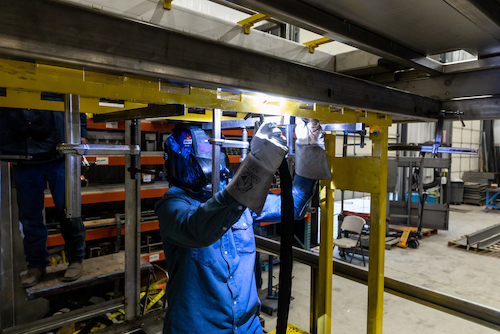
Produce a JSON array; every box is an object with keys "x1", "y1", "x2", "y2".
[
  {"x1": 163, "y1": 0, "x2": 173, "y2": 10},
  {"x1": 303, "y1": 37, "x2": 333, "y2": 53},
  {"x1": 237, "y1": 13, "x2": 270, "y2": 34}
]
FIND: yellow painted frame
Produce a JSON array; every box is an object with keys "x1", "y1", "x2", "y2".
[
  {"x1": 0, "y1": 57, "x2": 391, "y2": 334},
  {"x1": 0, "y1": 59, "x2": 391, "y2": 126}
]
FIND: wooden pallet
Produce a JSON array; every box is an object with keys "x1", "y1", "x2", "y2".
[
  {"x1": 448, "y1": 237, "x2": 500, "y2": 258},
  {"x1": 388, "y1": 225, "x2": 438, "y2": 240},
  {"x1": 420, "y1": 228, "x2": 438, "y2": 239}
]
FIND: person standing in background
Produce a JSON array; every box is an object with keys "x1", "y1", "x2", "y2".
[{"x1": 0, "y1": 107, "x2": 87, "y2": 287}]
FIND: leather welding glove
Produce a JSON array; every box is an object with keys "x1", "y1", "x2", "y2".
[
  {"x1": 294, "y1": 118, "x2": 332, "y2": 180},
  {"x1": 226, "y1": 121, "x2": 288, "y2": 215}
]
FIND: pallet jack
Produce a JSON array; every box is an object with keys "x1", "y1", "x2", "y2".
[{"x1": 397, "y1": 193, "x2": 427, "y2": 249}]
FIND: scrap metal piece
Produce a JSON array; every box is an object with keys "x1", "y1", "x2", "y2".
[
  {"x1": 93, "y1": 104, "x2": 186, "y2": 123},
  {"x1": 57, "y1": 144, "x2": 141, "y2": 156}
]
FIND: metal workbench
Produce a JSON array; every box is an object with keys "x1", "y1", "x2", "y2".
[{"x1": 485, "y1": 188, "x2": 500, "y2": 210}]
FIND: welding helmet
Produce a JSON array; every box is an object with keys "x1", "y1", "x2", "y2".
[{"x1": 164, "y1": 125, "x2": 230, "y2": 192}]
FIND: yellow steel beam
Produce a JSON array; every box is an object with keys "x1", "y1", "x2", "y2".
[
  {"x1": 0, "y1": 58, "x2": 392, "y2": 126},
  {"x1": 0, "y1": 89, "x2": 64, "y2": 111},
  {"x1": 303, "y1": 37, "x2": 334, "y2": 53},
  {"x1": 237, "y1": 13, "x2": 269, "y2": 34},
  {"x1": 367, "y1": 125, "x2": 388, "y2": 334},
  {"x1": 317, "y1": 133, "x2": 335, "y2": 334},
  {"x1": 0, "y1": 91, "x2": 243, "y2": 122},
  {"x1": 330, "y1": 157, "x2": 381, "y2": 193}
]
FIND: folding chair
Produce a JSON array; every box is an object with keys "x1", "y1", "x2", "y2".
[{"x1": 333, "y1": 215, "x2": 366, "y2": 266}]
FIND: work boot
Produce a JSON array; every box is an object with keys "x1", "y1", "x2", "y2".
[
  {"x1": 62, "y1": 262, "x2": 83, "y2": 282},
  {"x1": 21, "y1": 267, "x2": 46, "y2": 288}
]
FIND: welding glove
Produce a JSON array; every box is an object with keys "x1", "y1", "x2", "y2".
[
  {"x1": 226, "y1": 121, "x2": 288, "y2": 215},
  {"x1": 294, "y1": 118, "x2": 332, "y2": 180}
]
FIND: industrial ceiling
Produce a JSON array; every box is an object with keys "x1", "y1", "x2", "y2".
[
  {"x1": 0, "y1": 0, "x2": 499, "y2": 121},
  {"x1": 227, "y1": 0, "x2": 500, "y2": 120}
]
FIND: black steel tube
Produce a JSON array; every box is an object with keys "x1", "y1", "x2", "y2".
[
  {"x1": 130, "y1": 119, "x2": 138, "y2": 180},
  {"x1": 276, "y1": 160, "x2": 294, "y2": 334}
]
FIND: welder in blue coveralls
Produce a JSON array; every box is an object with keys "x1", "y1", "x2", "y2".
[{"x1": 154, "y1": 118, "x2": 332, "y2": 334}]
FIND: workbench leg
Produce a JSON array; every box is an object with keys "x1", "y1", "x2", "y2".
[
  {"x1": 317, "y1": 133, "x2": 335, "y2": 334},
  {"x1": 367, "y1": 126, "x2": 388, "y2": 334}
]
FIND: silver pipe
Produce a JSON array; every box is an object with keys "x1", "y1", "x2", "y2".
[
  {"x1": 341, "y1": 132, "x2": 348, "y2": 214},
  {"x1": 241, "y1": 127, "x2": 248, "y2": 161},
  {"x1": 1, "y1": 161, "x2": 15, "y2": 328},
  {"x1": 255, "y1": 236, "x2": 500, "y2": 332},
  {"x1": 212, "y1": 109, "x2": 222, "y2": 195},
  {"x1": 286, "y1": 123, "x2": 294, "y2": 156},
  {"x1": 124, "y1": 120, "x2": 141, "y2": 320},
  {"x1": 64, "y1": 94, "x2": 81, "y2": 218}
]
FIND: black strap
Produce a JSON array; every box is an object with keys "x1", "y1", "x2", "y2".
[{"x1": 276, "y1": 159, "x2": 294, "y2": 334}]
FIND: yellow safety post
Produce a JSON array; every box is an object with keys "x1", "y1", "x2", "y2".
[
  {"x1": 163, "y1": 0, "x2": 173, "y2": 10},
  {"x1": 237, "y1": 13, "x2": 269, "y2": 34},
  {"x1": 317, "y1": 133, "x2": 335, "y2": 334},
  {"x1": 303, "y1": 37, "x2": 333, "y2": 53},
  {"x1": 367, "y1": 125, "x2": 388, "y2": 334}
]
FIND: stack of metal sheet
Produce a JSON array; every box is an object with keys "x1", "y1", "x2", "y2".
[
  {"x1": 462, "y1": 172, "x2": 500, "y2": 185},
  {"x1": 463, "y1": 182, "x2": 487, "y2": 205},
  {"x1": 462, "y1": 172, "x2": 499, "y2": 205}
]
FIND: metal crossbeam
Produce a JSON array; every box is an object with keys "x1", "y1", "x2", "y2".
[
  {"x1": 390, "y1": 67, "x2": 500, "y2": 101},
  {"x1": 227, "y1": 0, "x2": 443, "y2": 75},
  {"x1": 0, "y1": 0, "x2": 439, "y2": 120}
]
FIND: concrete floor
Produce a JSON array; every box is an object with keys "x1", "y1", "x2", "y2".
[{"x1": 259, "y1": 201, "x2": 500, "y2": 334}]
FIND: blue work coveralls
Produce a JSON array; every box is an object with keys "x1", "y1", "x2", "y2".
[
  {"x1": 0, "y1": 107, "x2": 87, "y2": 268},
  {"x1": 155, "y1": 175, "x2": 316, "y2": 334}
]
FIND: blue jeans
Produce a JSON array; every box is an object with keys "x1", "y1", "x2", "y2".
[{"x1": 13, "y1": 159, "x2": 86, "y2": 269}]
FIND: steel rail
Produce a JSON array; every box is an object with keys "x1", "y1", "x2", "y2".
[
  {"x1": 255, "y1": 236, "x2": 500, "y2": 331},
  {"x1": 2, "y1": 298, "x2": 125, "y2": 334}
]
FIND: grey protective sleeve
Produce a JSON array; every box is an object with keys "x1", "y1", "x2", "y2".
[{"x1": 295, "y1": 144, "x2": 332, "y2": 180}]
